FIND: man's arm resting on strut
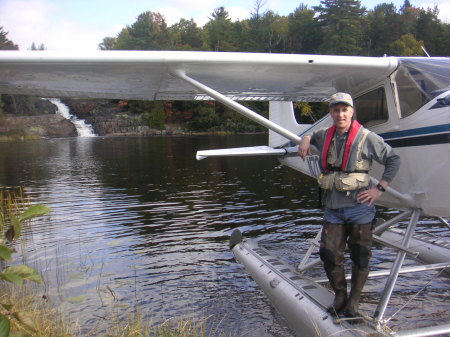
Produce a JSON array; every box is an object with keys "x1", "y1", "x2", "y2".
[{"x1": 298, "y1": 135, "x2": 312, "y2": 160}]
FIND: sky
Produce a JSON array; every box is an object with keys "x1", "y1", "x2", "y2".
[{"x1": 1, "y1": 0, "x2": 449, "y2": 51}]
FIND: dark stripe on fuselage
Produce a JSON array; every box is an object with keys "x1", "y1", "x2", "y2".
[
  {"x1": 379, "y1": 124, "x2": 450, "y2": 139},
  {"x1": 379, "y1": 124, "x2": 450, "y2": 148},
  {"x1": 384, "y1": 132, "x2": 450, "y2": 148}
]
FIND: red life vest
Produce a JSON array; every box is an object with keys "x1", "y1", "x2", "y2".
[{"x1": 321, "y1": 121, "x2": 363, "y2": 173}]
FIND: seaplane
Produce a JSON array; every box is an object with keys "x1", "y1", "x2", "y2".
[{"x1": 0, "y1": 51, "x2": 449, "y2": 336}]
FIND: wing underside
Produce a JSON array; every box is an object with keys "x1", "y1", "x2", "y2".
[{"x1": 0, "y1": 51, "x2": 398, "y2": 101}]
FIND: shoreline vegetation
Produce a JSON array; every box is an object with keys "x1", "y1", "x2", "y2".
[
  {"x1": 0, "y1": 97, "x2": 325, "y2": 141},
  {"x1": 0, "y1": 97, "x2": 279, "y2": 141},
  {"x1": 1, "y1": 283, "x2": 216, "y2": 337},
  {"x1": 0, "y1": 188, "x2": 221, "y2": 337}
]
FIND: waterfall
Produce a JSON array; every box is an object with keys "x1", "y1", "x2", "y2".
[{"x1": 48, "y1": 98, "x2": 97, "y2": 137}]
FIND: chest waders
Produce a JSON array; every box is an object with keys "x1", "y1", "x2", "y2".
[{"x1": 318, "y1": 122, "x2": 374, "y2": 318}]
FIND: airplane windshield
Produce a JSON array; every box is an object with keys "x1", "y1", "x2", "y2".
[{"x1": 395, "y1": 58, "x2": 450, "y2": 118}]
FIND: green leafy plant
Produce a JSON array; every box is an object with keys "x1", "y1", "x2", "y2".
[{"x1": 0, "y1": 198, "x2": 50, "y2": 337}]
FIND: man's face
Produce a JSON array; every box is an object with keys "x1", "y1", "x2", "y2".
[{"x1": 329, "y1": 104, "x2": 354, "y2": 131}]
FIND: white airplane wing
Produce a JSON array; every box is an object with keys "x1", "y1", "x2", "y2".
[{"x1": 0, "y1": 51, "x2": 398, "y2": 101}]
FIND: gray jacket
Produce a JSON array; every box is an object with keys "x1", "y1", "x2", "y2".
[{"x1": 310, "y1": 127, "x2": 400, "y2": 209}]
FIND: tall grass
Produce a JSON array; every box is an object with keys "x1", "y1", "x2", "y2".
[
  {"x1": 105, "y1": 312, "x2": 211, "y2": 337},
  {"x1": 0, "y1": 189, "x2": 218, "y2": 337},
  {"x1": 0, "y1": 282, "x2": 75, "y2": 337},
  {"x1": 0, "y1": 187, "x2": 29, "y2": 232},
  {"x1": 1, "y1": 282, "x2": 214, "y2": 337}
]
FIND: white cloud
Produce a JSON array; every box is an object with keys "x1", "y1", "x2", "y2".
[
  {"x1": 433, "y1": 1, "x2": 450, "y2": 22},
  {"x1": 152, "y1": 7, "x2": 191, "y2": 26},
  {"x1": 227, "y1": 6, "x2": 252, "y2": 21},
  {"x1": 0, "y1": 0, "x2": 119, "y2": 50},
  {"x1": 155, "y1": 4, "x2": 251, "y2": 27},
  {"x1": 0, "y1": 0, "x2": 54, "y2": 49},
  {"x1": 440, "y1": 4, "x2": 450, "y2": 22},
  {"x1": 417, "y1": 1, "x2": 450, "y2": 22},
  {"x1": 152, "y1": 0, "x2": 223, "y2": 26},
  {"x1": 41, "y1": 20, "x2": 117, "y2": 51},
  {"x1": 163, "y1": 0, "x2": 220, "y2": 12}
]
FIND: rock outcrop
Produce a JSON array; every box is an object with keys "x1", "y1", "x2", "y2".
[
  {"x1": 0, "y1": 97, "x2": 187, "y2": 140},
  {"x1": 63, "y1": 98, "x2": 185, "y2": 136},
  {"x1": 0, "y1": 115, "x2": 77, "y2": 139}
]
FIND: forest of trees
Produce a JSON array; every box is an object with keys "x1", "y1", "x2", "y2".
[
  {"x1": 98, "y1": 0, "x2": 450, "y2": 56},
  {"x1": 1, "y1": 0, "x2": 450, "y2": 132}
]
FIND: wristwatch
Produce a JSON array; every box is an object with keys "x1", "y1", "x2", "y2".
[{"x1": 376, "y1": 183, "x2": 386, "y2": 192}]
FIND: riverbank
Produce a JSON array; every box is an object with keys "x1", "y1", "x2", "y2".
[
  {"x1": 1, "y1": 281, "x2": 214, "y2": 337},
  {"x1": 0, "y1": 97, "x2": 267, "y2": 140},
  {"x1": 0, "y1": 113, "x2": 242, "y2": 141},
  {"x1": 0, "y1": 115, "x2": 78, "y2": 141},
  {"x1": 0, "y1": 113, "x2": 230, "y2": 140}
]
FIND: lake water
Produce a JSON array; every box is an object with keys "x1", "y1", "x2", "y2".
[{"x1": 0, "y1": 135, "x2": 448, "y2": 336}]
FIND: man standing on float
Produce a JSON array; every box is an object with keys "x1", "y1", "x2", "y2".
[{"x1": 298, "y1": 93, "x2": 400, "y2": 318}]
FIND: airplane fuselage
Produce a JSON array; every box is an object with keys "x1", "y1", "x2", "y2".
[{"x1": 279, "y1": 58, "x2": 450, "y2": 218}]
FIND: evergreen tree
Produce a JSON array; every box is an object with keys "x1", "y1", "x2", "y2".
[
  {"x1": 366, "y1": 3, "x2": 400, "y2": 56},
  {"x1": 243, "y1": 0, "x2": 268, "y2": 52},
  {"x1": 314, "y1": 0, "x2": 366, "y2": 55},
  {"x1": 261, "y1": 11, "x2": 289, "y2": 53},
  {"x1": 29, "y1": 42, "x2": 46, "y2": 50},
  {"x1": 99, "y1": 37, "x2": 117, "y2": 50},
  {"x1": 416, "y1": 7, "x2": 441, "y2": 55},
  {"x1": 435, "y1": 22, "x2": 450, "y2": 56},
  {"x1": 183, "y1": 101, "x2": 219, "y2": 131},
  {"x1": 169, "y1": 18, "x2": 203, "y2": 50},
  {"x1": 115, "y1": 11, "x2": 170, "y2": 50},
  {"x1": 231, "y1": 20, "x2": 249, "y2": 51},
  {"x1": 399, "y1": 0, "x2": 419, "y2": 36},
  {"x1": 204, "y1": 7, "x2": 237, "y2": 51},
  {"x1": 0, "y1": 27, "x2": 18, "y2": 50},
  {"x1": 287, "y1": 4, "x2": 319, "y2": 53},
  {"x1": 148, "y1": 101, "x2": 166, "y2": 130},
  {"x1": 241, "y1": 15, "x2": 262, "y2": 51}
]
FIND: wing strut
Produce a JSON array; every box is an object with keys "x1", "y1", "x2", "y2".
[{"x1": 172, "y1": 70, "x2": 302, "y2": 145}]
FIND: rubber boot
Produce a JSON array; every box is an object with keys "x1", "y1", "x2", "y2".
[
  {"x1": 319, "y1": 223, "x2": 348, "y2": 315},
  {"x1": 345, "y1": 223, "x2": 373, "y2": 318},
  {"x1": 344, "y1": 266, "x2": 369, "y2": 318},
  {"x1": 325, "y1": 269, "x2": 347, "y2": 314}
]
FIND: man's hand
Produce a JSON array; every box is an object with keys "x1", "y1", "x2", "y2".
[
  {"x1": 357, "y1": 181, "x2": 388, "y2": 206},
  {"x1": 298, "y1": 135, "x2": 312, "y2": 160}
]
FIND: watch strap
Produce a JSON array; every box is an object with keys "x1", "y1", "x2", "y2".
[{"x1": 376, "y1": 183, "x2": 386, "y2": 192}]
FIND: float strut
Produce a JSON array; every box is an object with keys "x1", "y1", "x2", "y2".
[{"x1": 373, "y1": 209, "x2": 421, "y2": 323}]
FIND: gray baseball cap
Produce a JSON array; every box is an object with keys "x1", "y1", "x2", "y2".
[{"x1": 329, "y1": 92, "x2": 353, "y2": 107}]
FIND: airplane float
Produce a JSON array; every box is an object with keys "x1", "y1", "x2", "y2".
[{"x1": 0, "y1": 51, "x2": 449, "y2": 336}]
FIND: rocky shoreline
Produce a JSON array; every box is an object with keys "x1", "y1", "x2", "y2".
[
  {"x1": 0, "y1": 115, "x2": 78, "y2": 139},
  {"x1": 0, "y1": 98, "x2": 187, "y2": 140}
]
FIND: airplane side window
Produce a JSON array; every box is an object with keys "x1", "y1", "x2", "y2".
[
  {"x1": 354, "y1": 88, "x2": 388, "y2": 127},
  {"x1": 394, "y1": 66, "x2": 428, "y2": 118}
]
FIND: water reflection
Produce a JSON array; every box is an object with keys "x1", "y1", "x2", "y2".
[{"x1": 0, "y1": 135, "x2": 448, "y2": 336}]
